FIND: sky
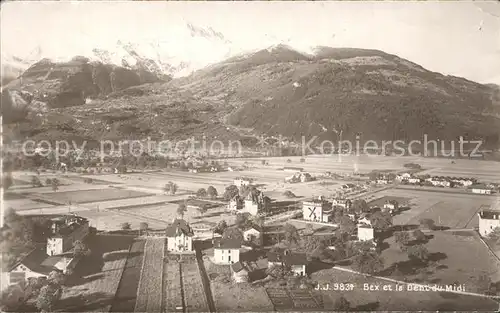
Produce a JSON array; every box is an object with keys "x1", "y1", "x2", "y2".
[{"x1": 1, "y1": 1, "x2": 500, "y2": 84}]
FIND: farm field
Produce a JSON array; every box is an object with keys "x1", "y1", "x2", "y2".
[
  {"x1": 3, "y1": 198, "x2": 54, "y2": 211},
  {"x1": 57, "y1": 234, "x2": 133, "y2": 312},
  {"x1": 135, "y1": 238, "x2": 165, "y2": 313},
  {"x1": 180, "y1": 260, "x2": 209, "y2": 312},
  {"x1": 76, "y1": 210, "x2": 168, "y2": 231},
  {"x1": 371, "y1": 188, "x2": 497, "y2": 228},
  {"x1": 311, "y1": 267, "x2": 499, "y2": 311},
  {"x1": 379, "y1": 230, "x2": 500, "y2": 291},
  {"x1": 203, "y1": 256, "x2": 274, "y2": 311},
  {"x1": 120, "y1": 203, "x2": 235, "y2": 228},
  {"x1": 33, "y1": 188, "x2": 152, "y2": 204},
  {"x1": 224, "y1": 155, "x2": 500, "y2": 183},
  {"x1": 367, "y1": 195, "x2": 412, "y2": 208},
  {"x1": 110, "y1": 239, "x2": 146, "y2": 312},
  {"x1": 164, "y1": 259, "x2": 183, "y2": 312}
]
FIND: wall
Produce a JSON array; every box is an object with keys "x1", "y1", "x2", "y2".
[{"x1": 213, "y1": 248, "x2": 239, "y2": 264}]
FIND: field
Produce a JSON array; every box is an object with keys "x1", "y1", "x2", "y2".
[
  {"x1": 164, "y1": 259, "x2": 183, "y2": 312},
  {"x1": 135, "y1": 238, "x2": 165, "y2": 312},
  {"x1": 311, "y1": 268, "x2": 499, "y2": 311},
  {"x1": 57, "y1": 234, "x2": 133, "y2": 312},
  {"x1": 371, "y1": 188, "x2": 497, "y2": 228},
  {"x1": 33, "y1": 188, "x2": 152, "y2": 204},
  {"x1": 110, "y1": 239, "x2": 146, "y2": 312},
  {"x1": 204, "y1": 256, "x2": 274, "y2": 311},
  {"x1": 379, "y1": 230, "x2": 500, "y2": 291},
  {"x1": 367, "y1": 195, "x2": 412, "y2": 208},
  {"x1": 180, "y1": 260, "x2": 209, "y2": 312}
]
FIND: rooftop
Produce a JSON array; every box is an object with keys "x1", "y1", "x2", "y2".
[
  {"x1": 165, "y1": 219, "x2": 194, "y2": 237},
  {"x1": 231, "y1": 261, "x2": 248, "y2": 273},
  {"x1": 478, "y1": 210, "x2": 500, "y2": 220},
  {"x1": 214, "y1": 237, "x2": 241, "y2": 249},
  {"x1": 267, "y1": 249, "x2": 308, "y2": 266},
  {"x1": 10, "y1": 249, "x2": 55, "y2": 275}
]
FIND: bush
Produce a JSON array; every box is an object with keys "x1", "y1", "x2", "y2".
[{"x1": 121, "y1": 222, "x2": 131, "y2": 230}]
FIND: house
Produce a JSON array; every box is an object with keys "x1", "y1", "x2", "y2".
[
  {"x1": 470, "y1": 184, "x2": 493, "y2": 195},
  {"x1": 234, "y1": 178, "x2": 252, "y2": 188},
  {"x1": 408, "y1": 177, "x2": 421, "y2": 184},
  {"x1": 8, "y1": 249, "x2": 77, "y2": 286},
  {"x1": 166, "y1": 219, "x2": 194, "y2": 252},
  {"x1": 396, "y1": 173, "x2": 411, "y2": 181},
  {"x1": 267, "y1": 250, "x2": 307, "y2": 276},
  {"x1": 227, "y1": 195, "x2": 243, "y2": 212},
  {"x1": 243, "y1": 191, "x2": 265, "y2": 216},
  {"x1": 283, "y1": 167, "x2": 304, "y2": 173},
  {"x1": 46, "y1": 215, "x2": 89, "y2": 256},
  {"x1": 376, "y1": 179, "x2": 390, "y2": 185},
  {"x1": 478, "y1": 209, "x2": 500, "y2": 237},
  {"x1": 331, "y1": 198, "x2": 352, "y2": 209},
  {"x1": 213, "y1": 238, "x2": 241, "y2": 264},
  {"x1": 188, "y1": 168, "x2": 199, "y2": 173},
  {"x1": 383, "y1": 200, "x2": 399, "y2": 215},
  {"x1": 242, "y1": 225, "x2": 263, "y2": 245},
  {"x1": 231, "y1": 262, "x2": 249, "y2": 283},
  {"x1": 358, "y1": 214, "x2": 372, "y2": 226},
  {"x1": 302, "y1": 198, "x2": 332, "y2": 223},
  {"x1": 357, "y1": 224, "x2": 374, "y2": 241}
]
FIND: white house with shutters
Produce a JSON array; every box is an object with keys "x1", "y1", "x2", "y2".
[
  {"x1": 213, "y1": 238, "x2": 241, "y2": 264},
  {"x1": 478, "y1": 209, "x2": 500, "y2": 237},
  {"x1": 166, "y1": 219, "x2": 194, "y2": 252}
]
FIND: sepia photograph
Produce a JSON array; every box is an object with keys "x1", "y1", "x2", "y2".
[{"x1": 1, "y1": 1, "x2": 500, "y2": 312}]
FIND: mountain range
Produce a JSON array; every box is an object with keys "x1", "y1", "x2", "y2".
[{"x1": 2, "y1": 40, "x2": 500, "y2": 151}]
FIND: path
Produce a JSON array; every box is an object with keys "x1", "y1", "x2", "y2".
[
  {"x1": 135, "y1": 238, "x2": 165, "y2": 312},
  {"x1": 195, "y1": 245, "x2": 216, "y2": 312}
]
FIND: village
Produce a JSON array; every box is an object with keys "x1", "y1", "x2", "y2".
[{"x1": 2, "y1": 151, "x2": 500, "y2": 312}]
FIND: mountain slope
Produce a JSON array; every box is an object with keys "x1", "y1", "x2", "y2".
[
  {"x1": 177, "y1": 46, "x2": 500, "y2": 147},
  {"x1": 3, "y1": 46, "x2": 500, "y2": 150}
]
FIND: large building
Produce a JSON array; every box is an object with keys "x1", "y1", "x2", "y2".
[
  {"x1": 47, "y1": 215, "x2": 89, "y2": 256},
  {"x1": 302, "y1": 198, "x2": 332, "y2": 223},
  {"x1": 471, "y1": 184, "x2": 493, "y2": 195},
  {"x1": 267, "y1": 249, "x2": 307, "y2": 276},
  {"x1": 242, "y1": 190, "x2": 266, "y2": 216},
  {"x1": 478, "y1": 209, "x2": 500, "y2": 237},
  {"x1": 166, "y1": 219, "x2": 194, "y2": 252},
  {"x1": 357, "y1": 224, "x2": 375, "y2": 241},
  {"x1": 213, "y1": 238, "x2": 241, "y2": 264}
]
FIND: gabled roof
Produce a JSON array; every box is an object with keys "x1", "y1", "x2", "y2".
[
  {"x1": 10, "y1": 249, "x2": 54, "y2": 275},
  {"x1": 266, "y1": 249, "x2": 307, "y2": 266},
  {"x1": 242, "y1": 224, "x2": 263, "y2": 233},
  {"x1": 214, "y1": 237, "x2": 241, "y2": 249},
  {"x1": 478, "y1": 210, "x2": 500, "y2": 220},
  {"x1": 165, "y1": 219, "x2": 194, "y2": 237}
]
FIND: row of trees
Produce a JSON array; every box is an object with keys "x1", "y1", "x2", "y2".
[{"x1": 29, "y1": 176, "x2": 60, "y2": 191}]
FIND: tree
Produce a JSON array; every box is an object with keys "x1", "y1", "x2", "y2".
[
  {"x1": 177, "y1": 203, "x2": 187, "y2": 218},
  {"x1": 164, "y1": 181, "x2": 178, "y2": 195},
  {"x1": 369, "y1": 211, "x2": 393, "y2": 232},
  {"x1": 300, "y1": 158, "x2": 306, "y2": 163},
  {"x1": 406, "y1": 244, "x2": 429, "y2": 263},
  {"x1": 413, "y1": 229, "x2": 427, "y2": 242},
  {"x1": 283, "y1": 223, "x2": 300, "y2": 247},
  {"x1": 45, "y1": 178, "x2": 52, "y2": 185},
  {"x1": 222, "y1": 227, "x2": 244, "y2": 242},
  {"x1": 261, "y1": 160, "x2": 267, "y2": 165},
  {"x1": 197, "y1": 205, "x2": 208, "y2": 216},
  {"x1": 196, "y1": 188, "x2": 207, "y2": 198},
  {"x1": 334, "y1": 295, "x2": 350, "y2": 311},
  {"x1": 51, "y1": 178, "x2": 60, "y2": 192},
  {"x1": 214, "y1": 220, "x2": 228, "y2": 235},
  {"x1": 139, "y1": 222, "x2": 149, "y2": 236},
  {"x1": 31, "y1": 176, "x2": 42, "y2": 187},
  {"x1": 266, "y1": 264, "x2": 292, "y2": 279},
  {"x1": 223, "y1": 185, "x2": 239, "y2": 201},
  {"x1": 73, "y1": 240, "x2": 91, "y2": 258},
  {"x1": 339, "y1": 216, "x2": 356, "y2": 234},
  {"x1": 121, "y1": 222, "x2": 131, "y2": 230},
  {"x1": 283, "y1": 190, "x2": 296, "y2": 198},
  {"x1": 286, "y1": 159, "x2": 292, "y2": 163},
  {"x1": 47, "y1": 270, "x2": 66, "y2": 286},
  {"x1": 351, "y1": 251, "x2": 384, "y2": 275},
  {"x1": 368, "y1": 171, "x2": 380, "y2": 181},
  {"x1": 487, "y1": 227, "x2": 500, "y2": 244},
  {"x1": 351, "y1": 199, "x2": 369, "y2": 214},
  {"x1": 207, "y1": 186, "x2": 218, "y2": 199},
  {"x1": 35, "y1": 283, "x2": 62, "y2": 312},
  {"x1": 394, "y1": 231, "x2": 410, "y2": 246},
  {"x1": 235, "y1": 213, "x2": 251, "y2": 229},
  {"x1": 419, "y1": 218, "x2": 435, "y2": 230},
  {"x1": 2, "y1": 174, "x2": 13, "y2": 190}
]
